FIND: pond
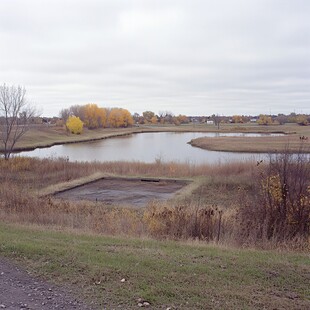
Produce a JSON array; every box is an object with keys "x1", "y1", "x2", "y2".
[{"x1": 17, "y1": 132, "x2": 280, "y2": 164}]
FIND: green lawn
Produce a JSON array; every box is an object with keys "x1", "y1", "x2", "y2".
[{"x1": 0, "y1": 223, "x2": 309, "y2": 309}]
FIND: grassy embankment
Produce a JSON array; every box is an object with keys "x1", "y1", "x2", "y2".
[{"x1": 1, "y1": 223, "x2": 309, "y2": 309}]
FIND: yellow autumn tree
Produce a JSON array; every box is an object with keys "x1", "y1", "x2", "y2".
[
  {"x1": 66, "y1": 116, "x2": 83, "y2": 134},
  {"x1": 123, "y1": 109, "x2": 134, "y2": 127},
  {"x1": 142, "y1": 111, "x2": 155, "y2": 123},
  {"x1": 150, "y1": 115, "x2": 158, "y2": 124},
  {"x1": 177, "y1": 114, "x2": 189, "y2": 124},
  {"x1": 232, "y1": 115, "x2": 244, "y2": 123},
  {"x1": 82, "y1": 103, "x2": 107, "y2": 129},
  {"x1": 296, "y1": 114, "x2": 308, "y2": 126},
  {"x1": 258, "y1": 114, "x2": 273, "y2": 125},
  {"x1": 108, "y1": 108, "x2": 134, "y2": 128}
]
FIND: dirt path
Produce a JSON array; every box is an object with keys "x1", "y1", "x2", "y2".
[{"x1": 0, "y1": 257, "x2": 96, "y2": 310}]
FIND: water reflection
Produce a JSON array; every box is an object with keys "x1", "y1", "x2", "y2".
[{"x1": 17, "y1": 132, "x2": 280, "y2": 164}]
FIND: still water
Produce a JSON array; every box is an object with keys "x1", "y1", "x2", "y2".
[{"x1": 18, "y1": 132, "x2": 278, "y2": 164}]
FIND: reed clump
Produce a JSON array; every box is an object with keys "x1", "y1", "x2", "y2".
[{"x1": 143, "y1": 201, "x2": 222, "y2": 241}]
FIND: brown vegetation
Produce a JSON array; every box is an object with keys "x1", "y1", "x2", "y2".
[
  {"x1": 0, "y1": 155, "x2": 308, "y2": 250},
  {"x1": 237, "y1": 151, "x2": 310, "y2": 243},
  {"x1": 190, "y1": 135, "x2": 310, "y2": 153}
]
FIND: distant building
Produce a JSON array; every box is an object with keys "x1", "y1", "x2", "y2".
[{"x1": 206, "y1": 120, "x2": 214, "y2": 125}]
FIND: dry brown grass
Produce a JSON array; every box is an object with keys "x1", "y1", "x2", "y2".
[
  {"x1": 0, "y1": 157, "x2": 253, "y2": 238},
  {"x1": 0, "y1": 156, "x2": 308, "y2": 250},
  {"x1": 0, "y1": 156, "x2": 256, "y2": 189},
  {"x1": 190, "y1": 134, "x2": 310, "y2": 153}
]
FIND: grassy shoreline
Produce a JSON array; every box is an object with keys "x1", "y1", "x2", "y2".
[
  {"x1": 12, "y1": 126, "x2": 147, "y2": 153},
  {"x1": 190, "y1": 134, "x2": 310, "y2": 153},
  {"x1": 1, "y1": 222, "x2": 309, "y2": 309},
  {"x1": 2, "y1": 123, "x2": 306, "y2": 154}
]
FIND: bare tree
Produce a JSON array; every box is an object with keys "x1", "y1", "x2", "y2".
[
  {"x1": 0, "y1": 84, "x2": 37, "y2": 160},
  {"x1": 212, "y1": 114, "x2": 221, "y2": 129},
  {"x1": 59, "y1": 108, "x2": 70, "y2": 122}
]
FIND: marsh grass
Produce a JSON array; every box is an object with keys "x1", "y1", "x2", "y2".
[
  {"x1": 0, "y1": 156, "x2": 255, "y2": 188},
  {"x1": 0, "y1": 156, "x2": 308, "y2": 250},
  {"x1": 0, "y1": 157, "x2": 251, "y2": 240},
  {"x1": 190, "y1": 135, "x2": 310, "y2": 153}
]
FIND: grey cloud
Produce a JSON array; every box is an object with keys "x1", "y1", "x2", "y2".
[{"x1": 0, "y1": 0, "x2": 309, "y2": 116}]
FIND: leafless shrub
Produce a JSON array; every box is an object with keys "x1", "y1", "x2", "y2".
[{"x1": 237, "y1": 147, "x2": 310, "y2": 244}]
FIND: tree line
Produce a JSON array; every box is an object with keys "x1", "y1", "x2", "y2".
[
  {"x1": 133, "y1": 111, "x2": 189, "y2": 125},
  {"x1": 1, "y1": 83, "x2": 309, "y2": 157},
  {"x1": 210, "y1": 113, "x2": 310, "y2": 126},
  {"x1": 60, "y1": 104, "x2": 134, "y2": 134},
  {"x1": 62, "y1": 107, "x2": 191, "y2": 134}
]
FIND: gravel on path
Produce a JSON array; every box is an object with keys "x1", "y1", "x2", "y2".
[{"x1": 0, "y1": 257, "x2": 96, "y2": 310}]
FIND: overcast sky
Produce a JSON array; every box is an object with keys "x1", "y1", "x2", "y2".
[{"x1": 0, "y1": 0, "x2": 309, "y2": 117}]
